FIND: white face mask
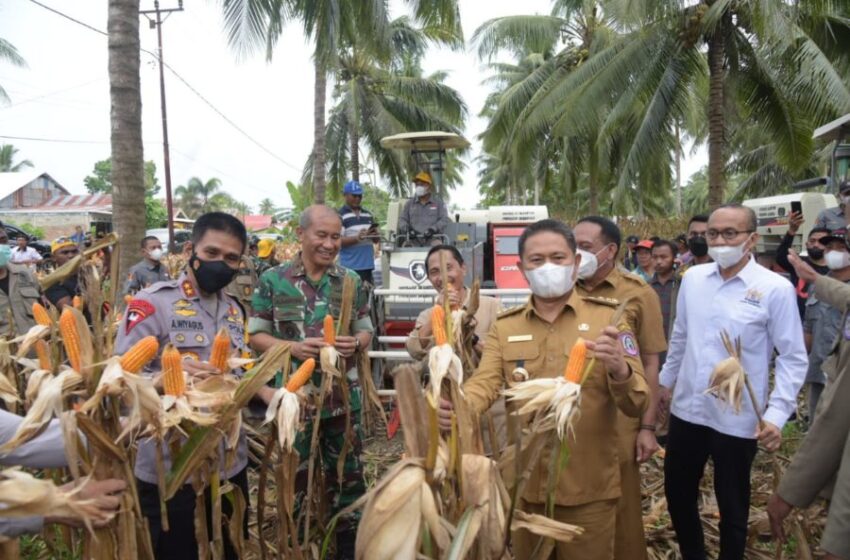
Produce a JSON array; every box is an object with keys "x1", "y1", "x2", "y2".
[
  {"x1": 524, "y1": 262, "x2": 576, "y2": 298},
  {"x1": 148, "y1": 248, "x2": 163, "y2": 261},
  {"x1": 576, "y1": 248, "x2": 602, "y2": 279},
  {"x1": 708, "y1": 237, "x2": 751, "y2": 269},
  {"x1": 825, "y1": 250, "x2": 850, "y2": 270},
  {"x1": 414, "y1": 185, "x2": 429, "y2": 197}
]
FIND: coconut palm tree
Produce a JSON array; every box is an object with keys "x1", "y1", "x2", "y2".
[
  {"x1": 221, "y1": 0, "x2": 462, "y2": 204},
  {"x1": 174, "y1": 177, "x2": 230, "y2": 218},
  {"x1": 258, "y1": 197, "x2": 277, "y2": 215},
  {"x1": 0, "y1": 36, "x2": 26, "y2": 104},
  {"x1": 109, "y1": 0, "x2": 146, "y2": 278},
  {"x1": 0, "y1": 144, "x2": 33, "y2": 172}
]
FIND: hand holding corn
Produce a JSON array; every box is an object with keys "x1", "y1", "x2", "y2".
[
  {"x1": 584, "y1": 326, "x2": 630, "y2": 381},
  {"x1": 292, "y1": 337, "x2": 327, "y2": 361}
]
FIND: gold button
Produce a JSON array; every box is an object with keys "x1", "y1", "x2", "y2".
[
  {"x1": 195, "y1": 334, "x2": 204, "y2": 343},
  {"x1": 175, "y1": 334, "x2": 185, "y2": 342}
]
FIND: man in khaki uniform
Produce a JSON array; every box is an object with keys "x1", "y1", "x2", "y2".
[
  {"x1": 767, "y1": 250, "x2": 850, "y2": 560},
  {"x1": 574, "y1": 216, "x2": 667, "y2": 560},
  {"x1": 225, "y1": 254, "x2": 258, "y2": 316},
  {"x1": 0, "y1": 227, "x2": 43, "y2": 336},
  {"x1": 406, "y1": 244, "x2": 504, "y2": 454},
  {"x1": 440, "y1": 219, "x2": 649, "y2": 559}
]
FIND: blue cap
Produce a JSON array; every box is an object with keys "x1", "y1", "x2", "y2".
[{"x1": 343, "y1": 180, "x2": 364, "y2": 195}]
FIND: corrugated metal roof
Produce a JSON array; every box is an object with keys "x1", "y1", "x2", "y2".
[
  {"x1": 244, "y1": 214, "x2": 273, "y2": 231},
  {"x1": 21, "y1": 193, "x2": 112, "y2": 214},
  {"x1": 0, "y1": 171, "x2": 70, "y2": 201}
]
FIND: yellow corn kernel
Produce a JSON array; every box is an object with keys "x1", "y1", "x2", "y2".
[
  {"x1": 431, "y1": 305, "x2": 447, "y2": 346},
  {"x1": 209, "y1": 328, "x2": 230, "y2": 372},
  {"x1": 35, "y1": 340, "x2": 51, "y2": 371},
  {"x1": 120, "y1": 336, "x2": 160, "y2": 374},
  {"x1": 564, "y1": 338, "x2": 587, "y2": 383},
  {"x1": 161, "y1": 344, "x2": 185, "y2": 397},
  {"x1": 59, "y1": 308, "x2": 82, "y2": 372},
  {"x1": 32, "y1": 303, "x2": 52, "y2": 327},
  {"x1": 323, "y1": 314, "x2": 336, "y2": 345},
  {"x1": 286, "y1": 358, "x2": 316, "y2": 392}
]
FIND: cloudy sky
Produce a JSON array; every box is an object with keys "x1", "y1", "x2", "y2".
[{"x1": 1, "y1": 0, "x2": 704, "y2": 212}]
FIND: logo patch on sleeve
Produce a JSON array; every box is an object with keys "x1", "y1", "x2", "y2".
[
  {"x1": 619, "y1": 331, "x2": 639, "y2": 356},
  {"x1": 126, "y1": 299, "x2": 155, "y2": 334}
]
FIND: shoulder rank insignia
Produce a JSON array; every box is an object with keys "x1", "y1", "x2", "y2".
[
  {"x1": 497, "y1": 306, "x2": 525, "y2": 319},
  {"x1": 582, "y1": 296, "x2": 619, "y2": 307},
  {"x1": 181, "y1": 280, "x2": 196, "y2": 299}
]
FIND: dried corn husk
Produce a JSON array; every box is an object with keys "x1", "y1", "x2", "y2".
[
  {"x1": 503, "y1": 378, "x2": 582, "y2": 440},
  {"x1": 511, "y1": 509, "x2": 583, "y2": 542},
  {"x1": 705, "y1": 331, "x2": 746, "y2": 413},
  {"x1": 11, "y1": 324, "x2": 50, "y2": 358},
  {"x1": 0, "y1": 468, "x2": 115, "y2": 531}
]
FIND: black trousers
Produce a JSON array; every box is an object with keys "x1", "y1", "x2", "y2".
[
  {"x1": 138, "y1": 468, "x2": 250, "y2": 560},
  {"x1": 664, "y1": 415, "x2": 757, "y2": 560}
]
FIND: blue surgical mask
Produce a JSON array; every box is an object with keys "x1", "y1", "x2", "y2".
[{"x1": 0, "y1": 245, "x2": 10, "y2": 267}]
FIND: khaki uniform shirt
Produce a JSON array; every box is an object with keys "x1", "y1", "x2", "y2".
[
  {"x1": 576, "y1": 267, "x2": 667, "y2": 355},
  {"x1": 463, "y1": 292, "x2": 649, "y2": 507},
  {"x1": 225, "y1": 256, "x2": 258, "y2": 316},
  {"x1": 779, "y1": 274, "x2": 850, "y2": 506},
  {"x1": 406, "y1": 294, "x2": 502, "y2": 362},
  {"x1": 0, "y1": 264, "x2": 43, "y2": 336}
]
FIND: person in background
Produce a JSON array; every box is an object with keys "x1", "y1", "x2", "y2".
[
  {"x1": 623, "y1": 235, "x2": 639, "y2": 271},
  {"x1": 0, "y1": 227, "x2": 43, "y2": 336},
  {"x1": 802, "y1": 229, "x2": 850, "y2": 422},
  {"x1": 70, "y1": 225, "x2": 86, "y2": 245},
  {"x1": 675, "y1": 234, "x2": 691, "y2": 266},
  {"x1": 405, "y1": 244, "x2": 503, "y2": 454},
  {"x1": 339, "y1": 180, "x2": 377, "y2": 284},
  {"x1": 767, "y1": 249, "x2": 850, "y2": 560},
  {"x1": 815, "y1": 180, "x2": 850, "y2": 231},
  {"x1": 248, "y1": 235, "x2": 259, "y2": 258},
  {"x1": 659, "y1": 204, "x2": 807, "y2": 560},
  {"x1": 44, "y1": 237, "x2": 81, "y2": 309},
  {"x1": 0, "y1": 409, "x2": 127, "y2": 538},
  {"x1": 649, "y1": 240, "x2": 679, "y2": 367},
  {"x1": 634, "y1": 240, "x2": 655, "y2": 281},
  {"x1": 254, "y1": 239, "x2": 278, "y2": 276},
  {"x1": 10, "y1": 235, "x2": 42, "y2": 271},
  {"x1": 775, "y1": 210, "x2": 830, "y2": 318},
  {"x1": 398, "y1": 171, "x2": 449, "y2": 247},
  {"x1": 124, "y1": 236, "x2": 170, "y2": 296},
  {"x1": 678, "y1": 214, "x2": 712, "y2": 277}
]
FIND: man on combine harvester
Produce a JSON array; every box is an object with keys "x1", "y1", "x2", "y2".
[{"x1": 398, "y1": 171, "x2": 449, "y2": 247}]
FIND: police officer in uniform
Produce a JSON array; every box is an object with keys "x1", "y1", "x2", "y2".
[
  {"x1": 439, "y1": 219, "x2": 648, "y2": 560},
  {"x1": 0, "y1": 227, "x2": 43, "y2": 336},
  {"x1": 124, "y1": 235, "x2": 170, "y2": 296},
  {"x1": 573, "y1": 216, "x2": 667, "y2": 560},
  {"x1": 115, "y1": 213, "x2": 252, "y2": 560}
]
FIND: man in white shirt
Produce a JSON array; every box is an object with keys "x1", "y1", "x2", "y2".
[
  {"x1": 658, "y1": 204, "x2": 807, "y2": 560},
  {"x1": 10, "y1": 235, "x2": 42, "y2": 269}
]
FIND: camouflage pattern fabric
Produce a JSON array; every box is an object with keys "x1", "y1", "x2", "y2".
[
  {"x1": 292, "y1": 413, "x2": 365, "y2": 544},
  {"x1": 225, "y1": 256, "x2": 258, "y2": 317},
  {"x1": 252, "y1": 255, "x2": 277, "y2": 278},
  {"x1": 249, "y1": 251, "x2": 373, "y2": 418}
]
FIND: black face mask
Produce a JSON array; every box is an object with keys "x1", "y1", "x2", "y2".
[
  {"x1": 189, "y1": 253, "x2": 239, "y2": 294},
  {"x1": 807, "y1": 247, "x2": 825, "y2": 261},
  {"x1": 688, "y1": 237, "x2": 709, "y2": 258}
]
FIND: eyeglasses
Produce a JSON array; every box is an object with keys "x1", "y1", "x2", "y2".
[{"x1": 706, "y1": 229, "x2": 754, "y2": 241}]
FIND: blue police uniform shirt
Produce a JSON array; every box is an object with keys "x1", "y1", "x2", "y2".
[{"x1": 338, "y1": 204, "x2": 375, "y2": 272}]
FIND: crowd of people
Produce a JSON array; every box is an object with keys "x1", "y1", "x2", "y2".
[{"x1": 1, "y1": 174, "x2": 849, "y2": 560}]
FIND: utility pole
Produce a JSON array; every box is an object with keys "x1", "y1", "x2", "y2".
[{"x1": 141, "y1": 0, "x2": 183, "y2": 253}]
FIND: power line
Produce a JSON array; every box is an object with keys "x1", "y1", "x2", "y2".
[
  {"x1": 27, "y1": 0, "x2": 303, "y2": 174},
  {"x1": 0, "y1": 134, "x2": 106, "y2": 145}
]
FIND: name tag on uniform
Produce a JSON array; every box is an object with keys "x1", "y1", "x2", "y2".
[{"x1": 507, "y1": 334, "x2": 533, "y2": 342}]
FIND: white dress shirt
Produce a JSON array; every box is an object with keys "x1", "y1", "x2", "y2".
[
  {"x1": 10, "y1": 246, "x2": 42, "y2": 264},
  {"x1": 659, "y1": 258, "x2": 808, "y2": 438}
]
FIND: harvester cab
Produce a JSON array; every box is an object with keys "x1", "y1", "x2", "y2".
[{"x1": 370, "y1": 132, "x2": 546, "y2": 384}]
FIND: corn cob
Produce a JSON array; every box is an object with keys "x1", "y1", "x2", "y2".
[
  {"x1": 161, "y1": 344, "x2": 185, "y2": 397},
  {"x1": 431, "y1": 305, "x2": 448, "y2": 345},
  {"x1": 323, "y1": 314, "x2": 336, "y2": 345},
  {"x1": 59, "y1": 308, "x2": 82, "y2": 372},
  {"x1": 35, "y1": 340, "x2": 51, "y2": 371},
  {"x1": 563, "y1": 338, "x2": 587, "y2": 383},
  {"x1": 72, "y1": 295, "x2": 83, "y2": 311},
  {"x1": 286, "y1": 358, "x2": 316, "y2": 392},
  {"x1": 209, "y1": 328, "x2": 230, "y2": 372},
  {"x1": 119, "y1": 336, "x2": 160, "y2": 374},
  {"x1": 32, "y1": 303, "x2": 52, "y2": 327}
]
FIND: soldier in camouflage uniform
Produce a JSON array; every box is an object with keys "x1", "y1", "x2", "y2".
[
  {"x1": 249, "y1": 205, "x2": 372, "y2": 559},
  {"x1": 225, "y1": 253, "x2": 258, "y2": 316},
  {"x1": 0, "y1": 227, "x2": 43, "y2": 337}
]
